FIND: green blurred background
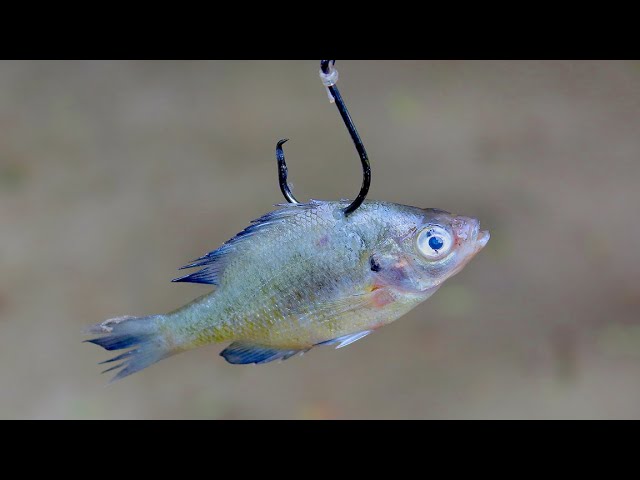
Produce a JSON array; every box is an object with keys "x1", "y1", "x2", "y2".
[{"x1": 1, "y1": 60, "x2": 639, "y2": 419}]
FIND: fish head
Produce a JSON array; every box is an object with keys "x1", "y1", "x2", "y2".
[{"x1": 374, "y1": 207, "x2": 489, "y2": 293}]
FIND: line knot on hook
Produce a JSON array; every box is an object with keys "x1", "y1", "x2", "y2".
[{"x1": 319, "y1": 60, "x2": 339, "y2": 103}]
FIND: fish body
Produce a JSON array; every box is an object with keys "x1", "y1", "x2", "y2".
[{"x1": 88, "y1": 200, "x2": 489, "y2": 381}]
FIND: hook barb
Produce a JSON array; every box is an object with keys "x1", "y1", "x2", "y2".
[{"x1": 276, "y1": 138, "x2": 300, "y2": 204}]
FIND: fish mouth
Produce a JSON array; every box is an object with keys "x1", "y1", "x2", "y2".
[
  {"x1": 476, "y1": 230, "x2": 490, "y2": 250},
  {"x1": 452, "y1": 216, "x2": 490, "y2": 252},
  {"x1": 471, "y1": 219, "x2": 490, "y2": 251}
]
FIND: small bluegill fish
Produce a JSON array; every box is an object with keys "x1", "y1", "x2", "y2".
[{"x1": 87, "y1": 200, "x2": 489, "y2": 381}]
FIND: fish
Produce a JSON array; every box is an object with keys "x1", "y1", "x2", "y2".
[{"x1": 86, "y1": 199, "x2": 489, "y2": 382}]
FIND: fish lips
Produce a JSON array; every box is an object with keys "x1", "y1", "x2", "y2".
[
  {"x1": 453, "y1": 217, "x2": 489, "y2": 247},
  {"x1": 469, "y1": 220, "x2": 490, "y2": 253},
  {"x1": 476, "y1": 229, "x2": 490, "y2": 250}
]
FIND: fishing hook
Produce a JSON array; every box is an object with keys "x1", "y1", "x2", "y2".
[{"x1": 275, "y1": 60, "x2": 371, "y2": 217}]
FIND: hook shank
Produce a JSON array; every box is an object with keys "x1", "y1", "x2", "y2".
[{"x1": 323, "y1": 81, "x2": 371, "y2": 215}]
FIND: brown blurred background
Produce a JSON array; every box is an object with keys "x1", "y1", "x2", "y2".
[{"x1": 1, "y1": 60, "x2": 639, "y2": 419}]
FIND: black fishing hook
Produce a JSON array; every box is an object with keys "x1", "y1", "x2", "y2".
[
  {"x1": 275, "y1": 60, "x2": 371, "y2": 217},
  {"x1": 276, "y1": 138, "x2": 297, "y2": 204}
]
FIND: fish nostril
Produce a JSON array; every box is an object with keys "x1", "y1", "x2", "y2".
[{"x1": 453, "y1": 219, "x2": 469, "y2": 241}]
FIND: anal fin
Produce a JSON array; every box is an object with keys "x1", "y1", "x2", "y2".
[{"x1": 220, "y1": 342, "x2": 307, "y2": 365}]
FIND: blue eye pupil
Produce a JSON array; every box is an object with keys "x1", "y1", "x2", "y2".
[{"x1": 428, "y1": 236, "x2": 444, "y2": 251}]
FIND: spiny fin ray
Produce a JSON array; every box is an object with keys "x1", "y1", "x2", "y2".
[
  {"x1": 318, "y1": 330, "x2": 373, "y2": 348},
  {"x1": 173, "y1": 202, "x2": 321, "y2": 285}
]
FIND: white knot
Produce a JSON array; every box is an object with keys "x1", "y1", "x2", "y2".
[{"x1": 319, "y1": 65, "x2": 339, "y2": 103}]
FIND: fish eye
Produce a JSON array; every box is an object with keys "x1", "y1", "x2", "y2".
[{"x1": 416, "y1": 225, "x2": 452, "y2": 259}]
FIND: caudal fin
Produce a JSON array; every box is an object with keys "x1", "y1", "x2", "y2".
[{"x1": 85, "y1": 315, "x2": 174, "y2": 383}]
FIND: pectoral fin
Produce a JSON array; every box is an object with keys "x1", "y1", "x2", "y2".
[{"x1": 297, "y1": 286, "x2": 394, "y2": 326}]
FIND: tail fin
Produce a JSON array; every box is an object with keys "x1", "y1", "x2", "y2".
[{"x1": 85, "y1": 315, "x2": 174, "y2": 383}]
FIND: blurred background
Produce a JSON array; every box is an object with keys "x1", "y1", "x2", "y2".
[{"x1": 1, "y1": 60, "x2": 639, "y2": 419}]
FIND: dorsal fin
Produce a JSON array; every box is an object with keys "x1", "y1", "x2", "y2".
[{"x1": 172, "y1": 202, "x2": 320, "y2": 285}]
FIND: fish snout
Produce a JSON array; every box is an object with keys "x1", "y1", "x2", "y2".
[{"x1": 452, "y1": 216, "x2": 489, "y2": 252}]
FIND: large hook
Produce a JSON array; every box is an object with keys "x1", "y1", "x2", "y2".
[{"x1": 275, "y1": 60, "x2": 371, "y2": 217}]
